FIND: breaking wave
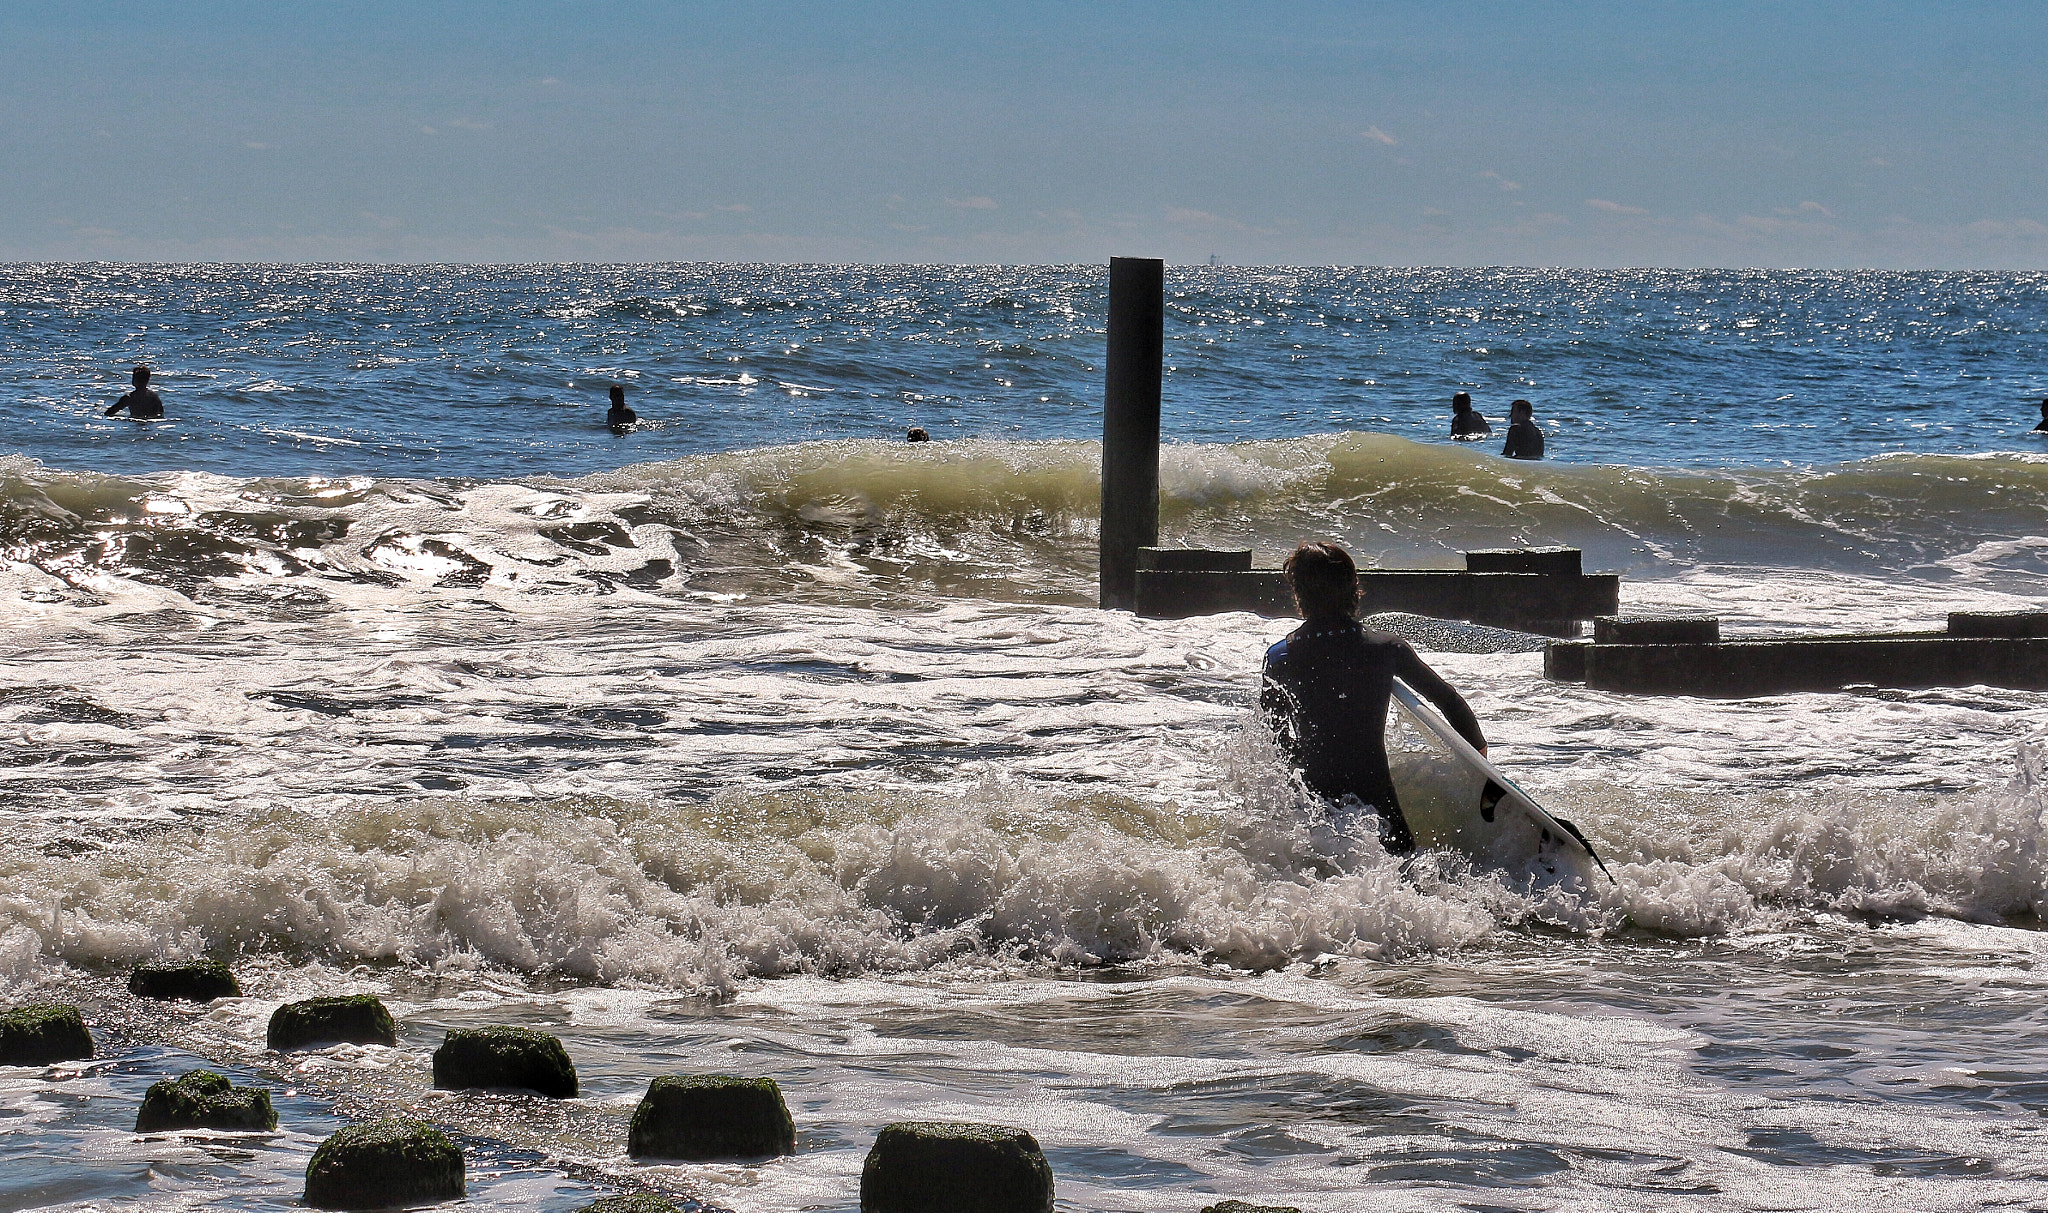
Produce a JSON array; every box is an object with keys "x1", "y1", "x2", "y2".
[{"x1": 7, "y1": 436, "x2": 2048, "y2": 615}]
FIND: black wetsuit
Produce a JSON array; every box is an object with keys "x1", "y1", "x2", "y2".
[
  {"x1": 1451, "y1": 410, "x2": 1491, "y2": 439},
  {"x1": 106, "y1": 388, "x2": 163, "y2": 419},
  {"x1": 1261, "y1": 618, "x2": 1487, "y2": 854},
  {"x1": 606, "y1": 405, "x2": 637, "y2": 428},
  {"x1": 1502, "y1": 419, "x2": 1544, "y2": 459}
]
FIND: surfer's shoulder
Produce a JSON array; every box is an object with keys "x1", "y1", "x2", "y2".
[{"x1": 1357, "y1": 623, "x2": 1410, "y2": 650}]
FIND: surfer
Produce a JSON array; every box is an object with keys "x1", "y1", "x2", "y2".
[
  {"x1": 2034, "y1": 399, "x2": 2048, "y2": 432},
  {"x1": 907, "y1": 426, "x2": 930, "y2": 442},
  {"x1": 105, "y1": 366, "x2": 164, "y2": 420},
  {"x1": 605, "y1": 384, "x2": 637, "y2": 429},
  {"x1": 1261, "y1": 541, "x2": 1488, "y2": 855},
  {"x1": 1450, "y1": 391, "x2": 1491, "y2": 439},
  {"x1": 1502, "y1": 399, "x2": 1544, "y2": 459}
]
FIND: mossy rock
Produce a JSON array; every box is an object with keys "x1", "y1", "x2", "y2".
[
  {"x1": 1201, "y1": 1203, "x2": 1304, "y2": 1213},
  {"x1": 304, "y1": 1117, "x2": 464, "y2": 1210},
  {"x1": 135, "y1": 1069, "x2": 277, "y2": 1132},
  {"x1": 269, "y1": 995, "x2": 398, "y2": 1050},
  {"x1": 0, "y1": 1003, "x2": 93, "y2": 1065},
  {"x1": 576, "y1": 1197, "x2": 685, "y2": 1213},
  {"x1": 629, "y1": 1074, "x2": 796, "y2": 1160},
  {"x1": 860, "y1": 1121, "x2": 1053, "y2": 1213},
  {"x1": 430, "y1": 1026, "x2": 577, "y2": 1098},
  {"x1": 128, "y1": 958, "x2": 241, "y2": 1002}
]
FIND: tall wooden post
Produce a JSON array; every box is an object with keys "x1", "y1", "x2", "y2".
[{"x1": 1100, "y1": 257, "x2": 1163, "y2": 610}]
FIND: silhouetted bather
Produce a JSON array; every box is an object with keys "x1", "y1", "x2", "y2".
[
  {"x1": 1450, "y1": 391, "x2": 1490, "y2": 439},
  {"x1": 1260, "y1": 542, "x2": 1487, "y2": 856},
  {"x1": 105, "y1": 366, "x2": 163, "y2": 420},
  {"x1": 606, "y1": 384, "x2": 637, "y2": 429},
  {"x1": 2034, "y1": 399, "x2": 2048, "y2": 433},
  {"x1": 1502, "y1": 399, "x2": 1544, "y2": 460},
  {"x1": 906, "y1": 427, "x2": 930, "y2": 442}
]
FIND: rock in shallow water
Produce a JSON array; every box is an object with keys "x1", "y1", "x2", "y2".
[
  {"x1": 135, "y1": 1069, "x2": 277, "y2": 1132},
  {"x1": 431, "y1": 1026, "x2": 577, "y2": 1097},
  {"x1": 304, "y1": 1117, "x2": 464, "y2": 1210},
  {"x1": 0, "y1": 1003, "x2": 93, "y2": 1065},
  {"x1": 128, "y1": 959, "x2": 241, "y2": 1002},
  {"x1": 575, "y1": 1196, "x2": 686, "y2": 1213},
  {"x1": 860, "y1": 1121, "x2": 1053, "y2": 1213},
  {"x1": 629, "y1": 1074, "x2": 796, "y2": 1160},
  {"x1": 268, "y1": 995, "x2": 398, "y2": 1050}
]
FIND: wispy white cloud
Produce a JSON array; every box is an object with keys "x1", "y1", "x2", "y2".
[
  {"x1": 1480, "y1": 170, "x2": 1520, "y2": 192},
  {"x1": 714, "y1": 203, "x2": 752, "y2": 213},
  {"x1": 1774, "y1": 200, "x2": 1834, "y2": 218},
  {"x1": 1586, "y1": 198, "x2": 1648, "y2": 215},
  {"x1": 945, "y1": 196, "x2": 998, "y2": 210},
  {"x1": 1359, "y1": 125, "x2": 1398, "y2": 146}
]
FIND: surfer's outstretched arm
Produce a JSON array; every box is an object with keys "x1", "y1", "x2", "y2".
[{"x1": 1394, "y1": 643, "x2": 1487, "y2": 754}]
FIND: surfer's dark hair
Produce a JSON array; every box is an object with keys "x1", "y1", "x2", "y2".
[{"x1": 1284, "y1": 541, "x2": 1360, "y2": 619}]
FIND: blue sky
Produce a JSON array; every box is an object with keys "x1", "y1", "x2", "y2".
[{"x1": 2, "y1": 1, "x2": 2043, "y2": 267}]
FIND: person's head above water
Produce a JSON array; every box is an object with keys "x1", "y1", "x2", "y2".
[
  {"x1": 1283, "y1": 541, "x2": 1361, "y2": 621},
  {"x1": 609, "y1": 384, "x2": 624, "y2": 406},
  {"x1": 906, "y1": 427, "x2": 930, "y2": 442},
  {"x1": 1452, "y1": 391, "x2": 1473, "y2": 414},
  {"x1": 131, "y1": 366, "x2": 150, "y2": 388},
  {"x1": 1510, "y1": 399, "x2": 1534, "y2": 419}
]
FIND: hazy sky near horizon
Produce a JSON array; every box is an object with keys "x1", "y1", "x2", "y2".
[{"x1": 3, "y1": 1, "x2": 2043, "y2": 268}]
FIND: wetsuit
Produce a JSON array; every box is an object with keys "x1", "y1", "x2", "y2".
[
  {"x1": 1502, "y1": 419, "x2": 1544, "y2": 459},
  {"x1": 106, "y1": 388, "x2": 163, "y2": 419},
  {"x1": 1261, "y1": 618, "x2": 1487, "y2": 854},
  {"x1": 606, "y1": 405, "x2": 637, "y2": 428},
  {"x1": 1451, "y1": 410, "x2": 1491, "y2": 439}
]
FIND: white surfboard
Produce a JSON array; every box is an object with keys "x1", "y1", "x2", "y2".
[{"x1": 1387, "y1": 679, "x2": 1612, "y2": 886}]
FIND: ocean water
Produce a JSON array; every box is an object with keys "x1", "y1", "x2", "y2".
[{"x1": 4, "y1": 264, "x2": 2048, "y2": 1212}]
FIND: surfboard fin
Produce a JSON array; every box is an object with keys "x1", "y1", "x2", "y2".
[
  {"x1": 1479, "y1": 779, "x2": 1507, "y2": 823},
  {"x1": 1549, "y1": 813, "x2": 1617, "y2": 886}
]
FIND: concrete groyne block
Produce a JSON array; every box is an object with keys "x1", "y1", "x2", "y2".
[
  {"x1": 304, "y1": 1118, "x2": 464, "y2": 1210},
  {"x1": 135, "y1": 1069, "x2": 277, "y2": 1132},
  {"x1": 269, "y1": 995, "x2": 398, "y2": 1050},
  {"x1": 0, "y1": 1003, "x2": 93, "y2": 1065},
  {"x1": 431, "y1": 1026, "x2": 577, "y2": 1097},
  {"x1": 860, "y1": 1121, "x2": 1054, "y2": 1213},
  {"x1": 1136, "y1": 547, "x2": 1253, "y2": 572},
  {"x1": 129, "y1": 959, "x2": 241, "y2": 1002},
  {"x1": 628, "y1": 1074, "x2": 796, "y2": 1160},
  {"x1": 1949, "y1": 610, "x2": 2048, "y2": 638},
  {"x1": 1465, "y1": 546, "x2": 1583, "y2": 577},
  {"x1": 1593, "y1": 615, "x2": 1721, "y2": 645},
  {"x1": 1582, "y1": 635, "x2": 2048, "y2": 697}
]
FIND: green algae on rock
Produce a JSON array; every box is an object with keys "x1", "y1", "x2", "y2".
[
  {"x1": 268, "y1": 995, "x2": 398, "y2": 1050},
  {"x1": 431, "y1": 1026, "x2": 577, "y2": 1097},
  {"x1": 0, "y1": 1003, "x2": 93, "y2": 1065},
  {"x1": 304, "y1": 1117, "x2": 464, "y2": 1210},
  {"x1": 135, "y1": 1070, "x2": 277, "y2": 1132},
  {"x1": 629, "y1": 1074, "x2": 796, "y2": 1160}
]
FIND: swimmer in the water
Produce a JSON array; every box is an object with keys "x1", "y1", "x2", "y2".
[
  {"x1": 605, "y1": 384, "x2": 637, "y2": 429},
  {"x1": 1502, "y1": 399, "x2": 1544, "y2": 460},
  {"x1": 1260, "y1": 541, "x2": 1487, "y2": 856},
  {"x1": 907, "y1": 427, "x2": 930, "y2": 442},
  {"x1": 105, "y1": 366, "x2": 164, "y2": 420},
  {"x1": 1450, "y1": 391, "x2": 1490, "y2": 440},
  {"x1": 2034, "y1": 399, "x2": 2048, "y2": 432}
]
